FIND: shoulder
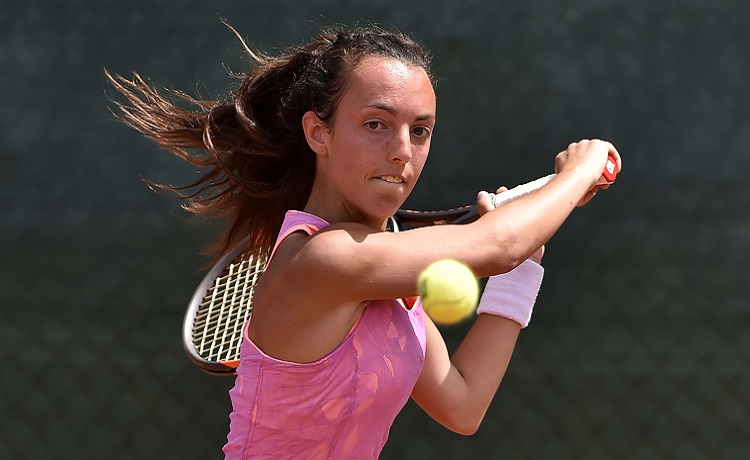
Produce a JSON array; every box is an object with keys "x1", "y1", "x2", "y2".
[
  {"x1": 259, "y1": 222, "x2": 381, "y2": 302},
  {"x1": 299, "y1": 222, "x2": 388, "y2": 264}
]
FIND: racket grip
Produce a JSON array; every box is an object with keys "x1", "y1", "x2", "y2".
[
  {"x1": 492, "y1": 174, "x2": 556, "y2": 208},
  {"x1": 601, "y1": 155, "x2": 618, "y2": 183}
]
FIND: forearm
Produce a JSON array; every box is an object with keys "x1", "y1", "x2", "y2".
[
  {"x1": 413, "y1": 260, "x2": 543, "y2": 434},
  {"x1": 448, "y1": 315, "x2": 522, "y2": 430},
  {"x1": 411, "y1": 315, "x2": 521, "y2": 436}
]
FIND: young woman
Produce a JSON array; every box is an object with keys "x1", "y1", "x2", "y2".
[{"x1": 108, "y1": 24, "x2": 621, "y2": 459}]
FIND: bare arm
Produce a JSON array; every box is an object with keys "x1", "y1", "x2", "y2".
[
  {"x1": 411, "y1": 313, "x2": 522, "y2": 435},
  {"x1": 294, "y1": 139, "x2": 619, "y2": 306}
]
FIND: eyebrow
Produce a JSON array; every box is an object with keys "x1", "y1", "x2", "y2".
[{"x1": 367, "y1": 102, "x2": 435, "y2": 121}]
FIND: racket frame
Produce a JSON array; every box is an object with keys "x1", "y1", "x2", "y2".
[{"x1": 183, "y1": 237, "x2": 256, "y2": 375}]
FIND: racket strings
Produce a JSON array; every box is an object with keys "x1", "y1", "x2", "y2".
[{"x1": 193, "y1": 253, "x2": 266, "y2": 364}]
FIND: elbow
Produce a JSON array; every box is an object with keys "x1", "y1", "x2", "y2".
[
  {"x1": 442, "y1": 412, "x2": 486, "y2": 436},
  {"x1": 425, "y1": 397, "x2": 487, "y2": 435},
  {"x1": 470, "y1": 219, "x2": 539, "y2": 276},
  {"x1": 450, "y1": 421, "x2": 482, "y2": 437},
  {"x1": 486, "y1": 238, "x2": 529, "y2": 275}
]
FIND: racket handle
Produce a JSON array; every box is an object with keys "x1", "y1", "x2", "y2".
[
  {"x1": 492, "y1": 174, "x2": 556, "y2": 207},
  {"x1": 492, "y1": 155, "x2": 618, "y2": 208},
  {"x1": 601, "y1": 156, "x2": 618, "y2": 183}
]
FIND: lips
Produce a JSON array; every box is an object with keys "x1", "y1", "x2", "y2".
[{"x1": 375, "y1": 175, "x2": 405, "y2": 184}]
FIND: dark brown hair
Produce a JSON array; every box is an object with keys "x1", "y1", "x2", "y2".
[{"x1": 107, "y1": 23, "x2": 433, "y2": 259}]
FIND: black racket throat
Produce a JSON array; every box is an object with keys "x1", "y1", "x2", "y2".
[{"x1": 393, "y1": 205, "x2": 479, "y2": 228}]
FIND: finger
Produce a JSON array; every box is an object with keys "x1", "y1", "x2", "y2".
[
  {"x1": 599, "y1": 140, "x2": 622, "y2": 174},
  {"x1": 476, "y1": 190, "x2": 495, "y2": 215},
  {"x1": 577, "y1": 189, "x2": 598, "y2": 207}
]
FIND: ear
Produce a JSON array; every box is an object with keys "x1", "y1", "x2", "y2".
[{"x1": 301, "y1": 111, "x2": 330, "y2": 156}]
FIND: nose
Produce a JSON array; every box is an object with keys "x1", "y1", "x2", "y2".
[{"x1": 388, "y1": 127, "x2": 413, "y2": 163}]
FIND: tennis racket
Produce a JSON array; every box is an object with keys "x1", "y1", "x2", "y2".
[{"x1": 183, "y1": 157, "x2": 618, "y2": 374}]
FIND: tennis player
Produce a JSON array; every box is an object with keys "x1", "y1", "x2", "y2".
[{"x1": 108, "y1": 24, "x2": 621, "y2": 459}]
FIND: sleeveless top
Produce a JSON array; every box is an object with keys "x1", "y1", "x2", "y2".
[{"x1": 223, "y1": 210, "x2": 427, "y2": 459}]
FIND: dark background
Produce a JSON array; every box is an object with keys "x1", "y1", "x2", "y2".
[{"x1": 3, "y1": 0, "x2": 750, "y2": 458}]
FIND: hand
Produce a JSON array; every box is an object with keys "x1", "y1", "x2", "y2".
[
  {"x1": 554, "y1": 139, "x2": 622, "y2": 197},
  {"x1": 476, "y1": 186, "x2": 508, "y2": 217}
]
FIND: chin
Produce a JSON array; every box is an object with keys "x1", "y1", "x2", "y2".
[{"x1": 364, "y1": 205, "x2": 401, "y2": 228}]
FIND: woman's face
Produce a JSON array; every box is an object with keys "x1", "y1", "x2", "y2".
[{"x1": 316, "y1": 56, "x2": 436, "y2": 227}]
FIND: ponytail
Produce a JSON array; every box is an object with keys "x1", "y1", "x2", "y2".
[{"x1": 107, "y1": 23, "x2": 432, "y2": 260}]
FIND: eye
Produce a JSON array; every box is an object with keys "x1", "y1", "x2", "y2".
[
  {"x1": 366, "y1": 120, "x2": 384, "y2": 130},
  {"x1": 412, "y1": 126, "x2": 432, "y2": 138}
]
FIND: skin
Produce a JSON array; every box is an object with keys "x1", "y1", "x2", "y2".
[{"x1": 248, "y1": 55, "x2": 622, "y2": 435}]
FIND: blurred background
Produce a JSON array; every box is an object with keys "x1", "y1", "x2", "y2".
[{"x1": 3, "y1": 0, "x2": 750, "y2": 458}]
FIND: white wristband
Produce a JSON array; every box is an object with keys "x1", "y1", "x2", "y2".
[{"x1": 476, "y1": 259, "x2": 544, "y2": 328}]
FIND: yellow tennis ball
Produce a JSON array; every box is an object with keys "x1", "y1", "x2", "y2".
[{"x1": 418, "y1": 259, "x2": 479, "y2": 325}]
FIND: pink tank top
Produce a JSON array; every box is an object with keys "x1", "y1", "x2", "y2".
[{"x1": 223, "y1": 211, "x2": 427, "y2": 459}]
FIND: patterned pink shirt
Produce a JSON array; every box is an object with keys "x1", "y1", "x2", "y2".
[{"x1": 223, "y1": 211, "x2": 427, "y2": 459}]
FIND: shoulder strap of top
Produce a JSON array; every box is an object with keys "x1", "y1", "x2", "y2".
[{"x1": 267, "y1": 210, "x2": 330, "y2": 262}]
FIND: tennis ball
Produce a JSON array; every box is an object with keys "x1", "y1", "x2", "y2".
[{"x1": 418, "y1": 259, "x2": 479, "y2": 325}]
